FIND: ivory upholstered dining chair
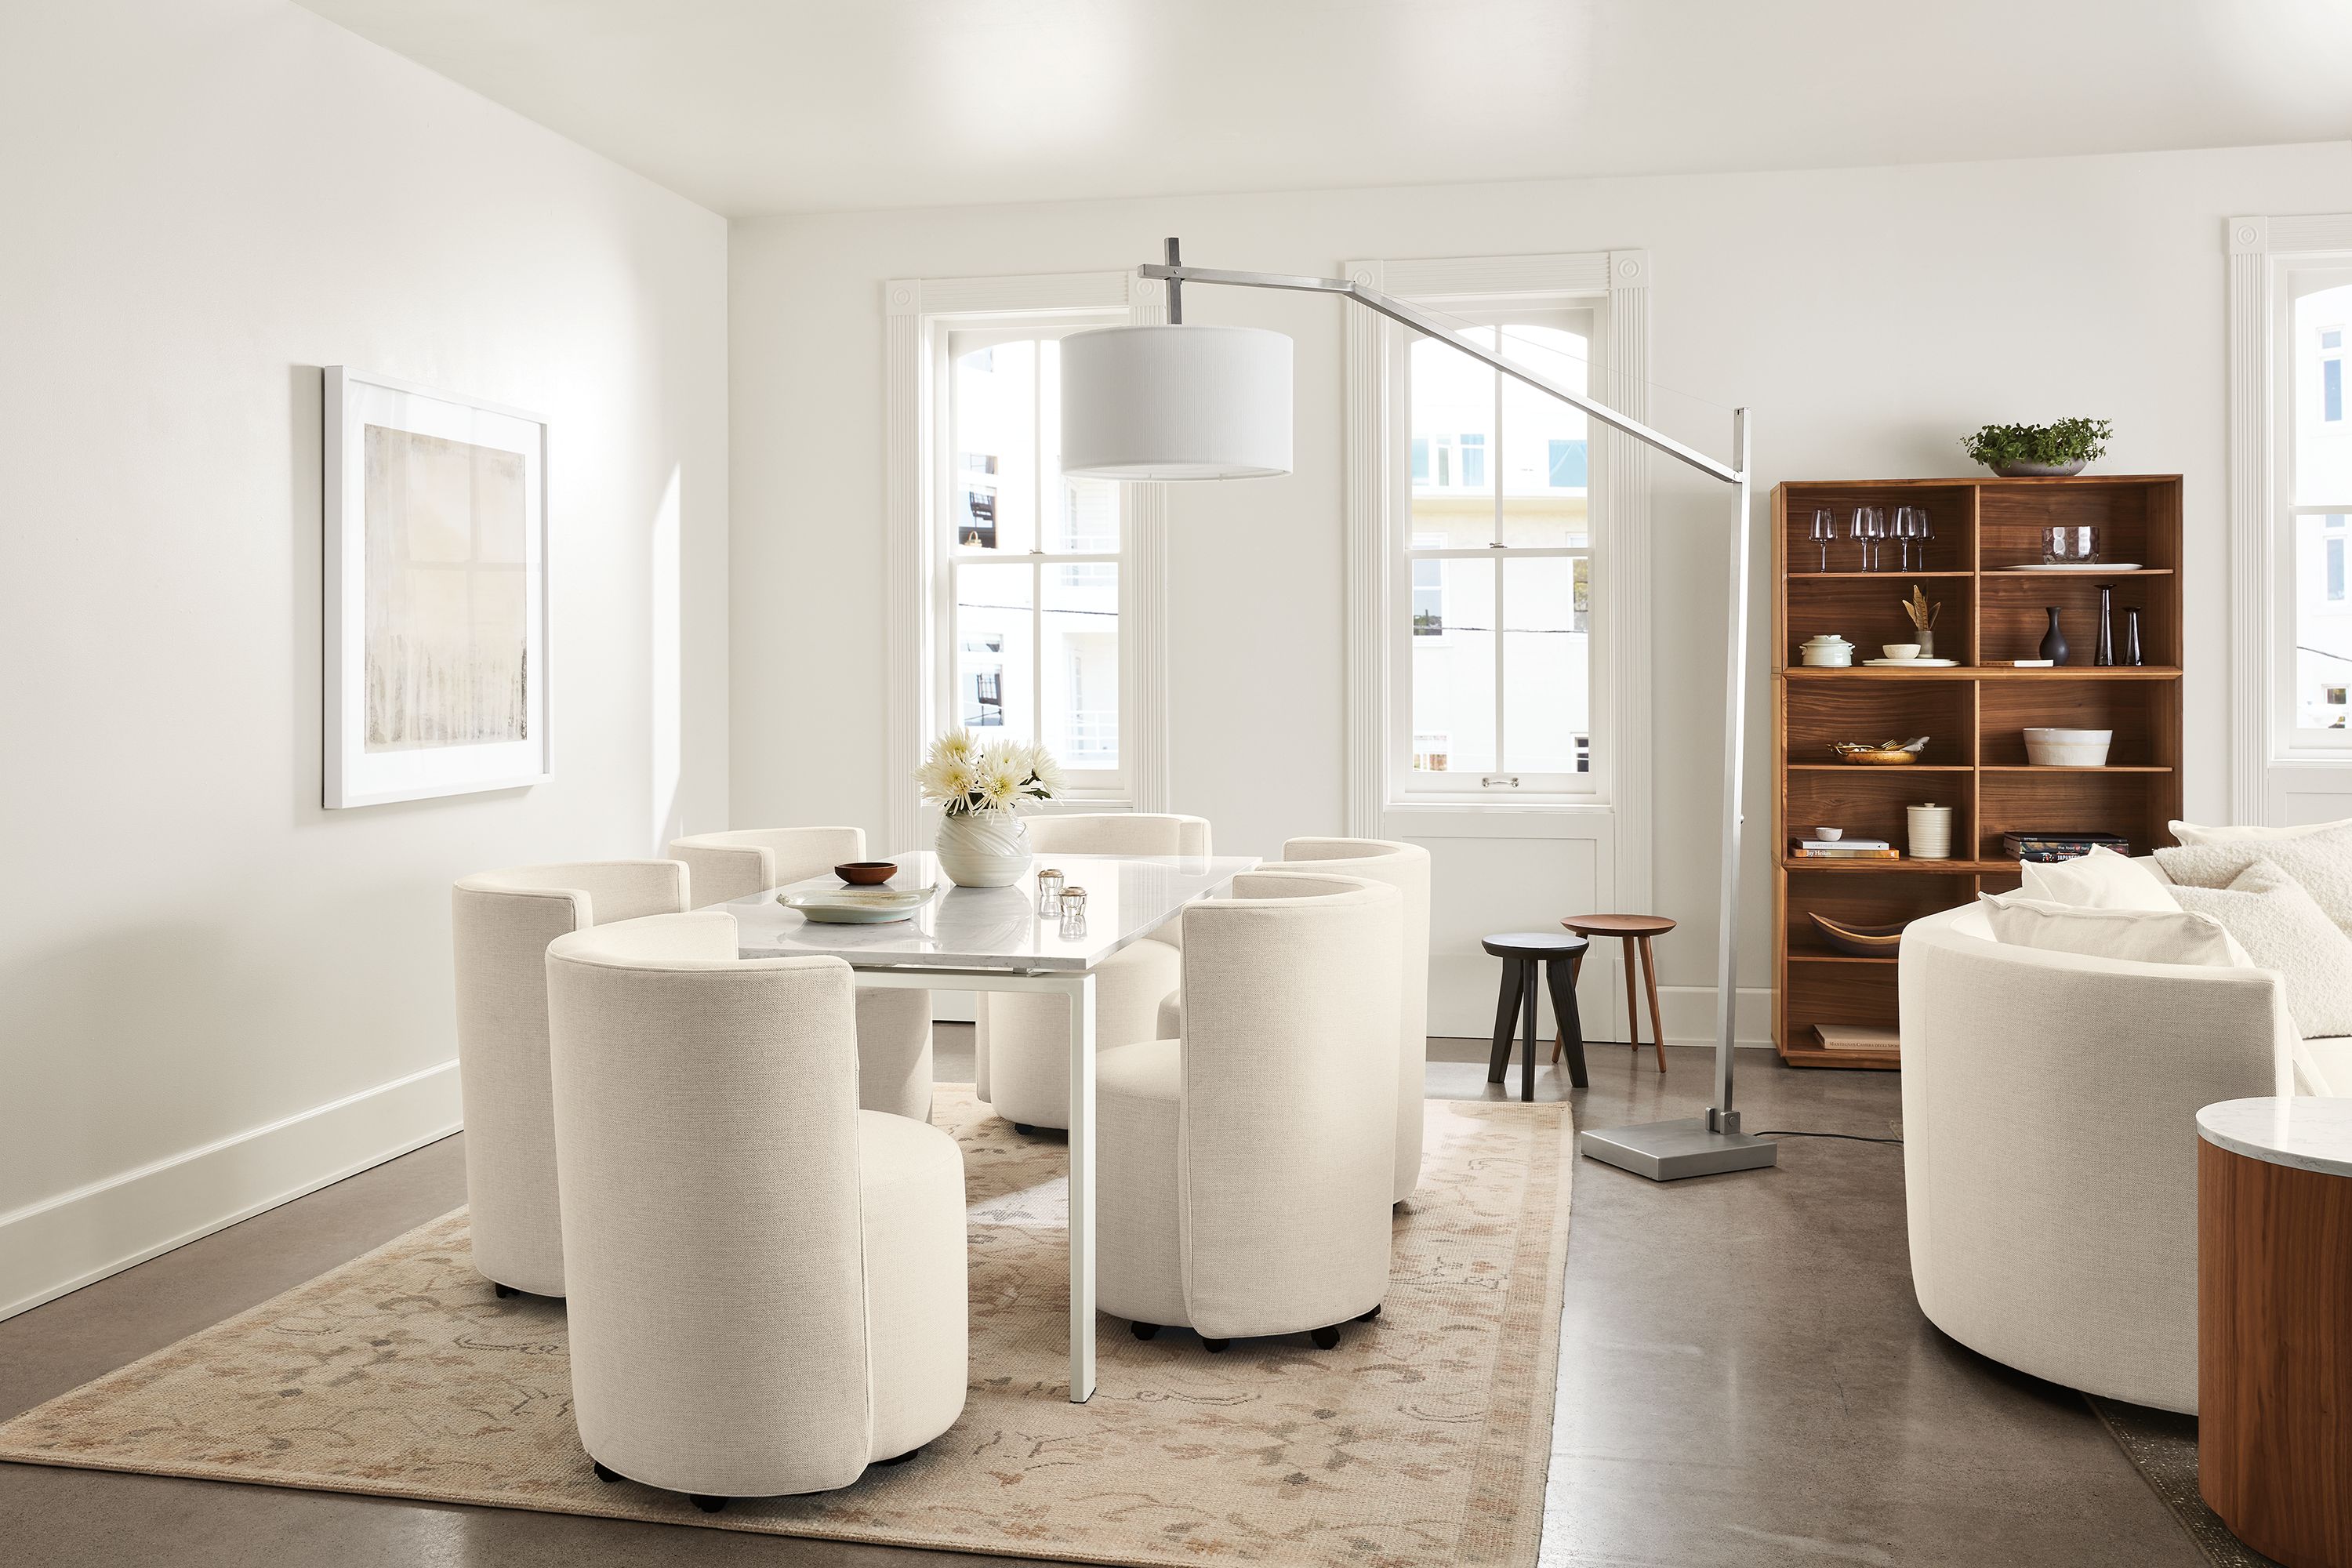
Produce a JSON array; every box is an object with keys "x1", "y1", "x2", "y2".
[
  {"x1": 1156, "y1": 837, "x2": 1432, "y2": 1204},
  {"x1": 669, "y1": 826, "x2": 933, "y2": 1121},
  {"x1": 1099, "y1": 870, "x2": 1399, "y2": 1352},
  {"x1": 545, "y1": 912, "x2": 967, "y2": 1512},
  {"x1": 979, "y1": 812, "x2": 1213, "y2": 1132},
  {"x1": 451, "y1": 860, "x2": 691, "y2": 1299}
]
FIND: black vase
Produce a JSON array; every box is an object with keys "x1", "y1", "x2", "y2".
[
  {"x1": 2095, "y1": 584, "x2": 2114, "y2": 667},
  {"x1": 2038, "y1": 607, "x2": 2068, "y2": 665},
  {"x1": 2122, "y1": 608, "x2": 2143, "y2": 667}
]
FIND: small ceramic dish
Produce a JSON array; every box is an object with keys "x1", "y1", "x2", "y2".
[
  {"x1": 782, "y1": 887, "x2": 936, "y2": 924},
  {"x1": 834, "y1": 861, "x2": 898, "y2": 886},
  {"x1": 1807, "y1": 827, "x2": 1845, "y2": 841},
  {"x1": 1809, "y1": 913, "x2": 1908, "y2": 957},
  {"x1": 1882, "y1": 643, "x2": 1921, "y2": 661}
]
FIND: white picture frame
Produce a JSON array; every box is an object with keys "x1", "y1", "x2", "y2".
[{"x1": 324, "y1": 366, "x2": 550, "y2": 808}]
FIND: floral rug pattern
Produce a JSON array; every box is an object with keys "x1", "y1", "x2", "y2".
[{"x1": 0, "y1": 1090, "x2": 1572, "y2": 1567}]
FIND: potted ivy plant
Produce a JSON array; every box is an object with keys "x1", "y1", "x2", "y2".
[{"x1": 1961, "y1": 418, "x2": 2113, "y2": 477}]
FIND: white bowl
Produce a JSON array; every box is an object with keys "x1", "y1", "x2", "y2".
[
  {"x1": 1882, "y1": 643, "x2": 1921, "y2": 661},
  {"x1": 2024, "y1": 727, "x2": 2113, "y2": 767},
  {"x1": 1807, "y1": 827, "x2": 1844, "y2": 841}
]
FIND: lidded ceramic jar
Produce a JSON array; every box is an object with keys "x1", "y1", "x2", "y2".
[{"x1": 1798, "y1": 633, "x2": 1856, "y2": 668}]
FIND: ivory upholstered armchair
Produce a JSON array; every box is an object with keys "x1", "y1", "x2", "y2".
[
  {"x1": 1099, "y1": 870, "x2": 1400, "y2": 1351},
  {"x1": 545, "y1": 912, "x2": 967, "y2": 1511},
  {"x1": 1157, "y1": 837, "x2": 1431, "y2": 1204},
  {"x1": 451, "y1": 860, "x2": 690, "y2": 1299},
  {"x1": 979, "y1": 812, "x2": 1212, "y2": 1131},
  {"x1": 669, "y1": 826, "x2": 934, "y2": 1121}
]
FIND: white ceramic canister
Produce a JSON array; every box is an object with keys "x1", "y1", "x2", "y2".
[
  {"x1": 1798, "y1": 633, "x2": 1855, "y2": 668},
  {"x1": 1907, "y1": 802, "x2": 1954, "y2": 861}
]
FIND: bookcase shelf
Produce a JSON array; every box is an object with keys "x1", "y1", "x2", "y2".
[{"x1": 1769, "y1": 475, "x2": 2185, "y2": 1070}]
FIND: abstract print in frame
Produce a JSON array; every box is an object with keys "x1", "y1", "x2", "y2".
[{"x1": 324, "y1": 368, "x2": 550, "y2": 808}]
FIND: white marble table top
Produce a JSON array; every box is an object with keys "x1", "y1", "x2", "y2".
[
  {"x1": 2196, "y1": 1096, "x2": 2352, "y2": 1179},
  {"x1": 726, "y1": 851, "x2": 1258, "y2": 972}
]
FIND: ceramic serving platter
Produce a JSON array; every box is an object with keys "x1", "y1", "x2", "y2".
[
  {"x1": 780, "y1": 887, "x2": 938, "y2": 924},
  {"x1": 1993, "y1": 563, "x2": 2142, "y2": 572},
  {"x1": 1862, "y1": 657, "x2": 1958, "y2": 666}
]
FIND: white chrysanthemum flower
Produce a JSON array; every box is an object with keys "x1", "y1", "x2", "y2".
[
  {"x1": 915, "y1": 753, "x2": 979, "y2": 809},
  {"x1": 972, "y1": 747, "x2": 1026, "y2": 810},
  {"x1": 1021, "y1": 742, "x2": 1065, "y2": 800},
  {"x1": 927, "y1": 728, "x2": 978, "y2": 768}
]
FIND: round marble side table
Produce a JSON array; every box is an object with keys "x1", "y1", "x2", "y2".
[{"x1": 2195, "y1": 1096, "x2": 2352, "y2": 1568}]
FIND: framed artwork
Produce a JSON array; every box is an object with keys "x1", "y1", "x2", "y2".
[{"x1": 324, "y1": 367, "x2": 550, "y2": 808}]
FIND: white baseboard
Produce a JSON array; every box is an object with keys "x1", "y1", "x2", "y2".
[{"x1": 0, "y1": 1058, "x2": 463, "y2": 1323}]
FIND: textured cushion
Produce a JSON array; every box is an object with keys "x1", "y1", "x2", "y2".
[
  {"x1": 2156, "y1": 824, "x2": 2352, "y2": 937},
  {"x1": 1978, "y1": 892, "x2": 2243, "y2": 969},
  {"x1": 2018, "y1": 845, "x2": 2180, "y2": 911},
  {"x1": 1096, "y1": 1039, "x2": 1186, "y2": 1330},
  {"x1": 2170, "y1": 861, "x2": 2352, "y2": 1039},
  {"x1": 2168, "y1": 816, "x2": 2352, "y2": 847}
]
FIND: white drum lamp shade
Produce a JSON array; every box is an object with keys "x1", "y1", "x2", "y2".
[{"x1": 1058, "y1": 324, "x2": 1292, "y2": 481}]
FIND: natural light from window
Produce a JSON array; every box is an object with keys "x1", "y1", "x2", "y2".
[{"x1": 2291, "y1": 280, "x2": 2351, "y2": 739}]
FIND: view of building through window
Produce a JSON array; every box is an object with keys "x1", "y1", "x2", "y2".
[
  {"x1": 1406, "y1": 319, "x2": 1592, "y2": 785},
  {"x1": 948, "y1": 332, "x2": 1120, "y2": 773},
  {"x1": 2292, "y1": 281, "x2": 2352, "y2": 734}
]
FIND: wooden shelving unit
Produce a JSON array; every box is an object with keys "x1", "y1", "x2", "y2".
[{"x1": 1769, "y1": 476, "x2": 2186, "y2": 1069}]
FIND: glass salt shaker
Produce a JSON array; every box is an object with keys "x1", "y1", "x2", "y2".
[
  {"x1": 1036, "y1": 867, "x2": 1066, "y2": 916},
  {"x1": 1057, "y1": 885, "x2": 1088, "y2": 938}
]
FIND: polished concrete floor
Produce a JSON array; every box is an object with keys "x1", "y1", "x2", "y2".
[{"x1": 0, "y1": 1033, "x2": 2200, "y2": 1567}]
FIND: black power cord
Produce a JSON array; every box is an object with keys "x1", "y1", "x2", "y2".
[{"x1": 1748, "y1": 1129, "x2": 1904, "y2": 1145}]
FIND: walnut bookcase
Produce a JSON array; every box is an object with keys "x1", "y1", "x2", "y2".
[{"x1": 1769, "y1": 476, "x2": 2186, "y2": 1069}]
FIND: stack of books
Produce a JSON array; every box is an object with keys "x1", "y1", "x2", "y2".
[
  {"x1": 1789, "y1": 837, "x2": 1899, "y2": 859},
  {"x1": 1814, "y1": 1024, "x2": 1900, "y2": 1054},
  {"x1": 2001, "y1": 832, "x2": 2130, "y2": 863}
]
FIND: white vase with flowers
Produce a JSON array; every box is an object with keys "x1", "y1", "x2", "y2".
[{"x1": 916, "y1": 730, "x2": 1064, "y2": 887}]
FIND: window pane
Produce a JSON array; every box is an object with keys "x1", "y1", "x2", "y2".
[
  {"x1": 1411, "y1": 332, "x2": 1497, "y2": 547},
  {"x1": 1037, "y1": 339, "x2": 1123, "y2": 552},
  {"x1": 1502, "y1": 557, "x2": 1589, "y2": 774},
  {"x1": 1411, "y1": 556, "x2": 1494, "y2": 775},
  {"x1": 2293, "y1": 280, "x2": 2352, "y2": 505},
  {"x1": 1042, "y1": 563, "x2": 1117, "y2": 768},
  {"x1": 2298, "y1": 514, "x2": 2352, "y2": 731},
  {"x1": 952, "y1": 339, "x2": 1035, "y2": 553},
  {"x1": 1501, "y1": 324, "x2": 1591, "y2": 546},
  {"x1": 954, "y1": 562, "x2": 1033, "y2": 738}
]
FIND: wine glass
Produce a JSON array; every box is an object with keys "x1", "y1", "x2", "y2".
[
  {"x1": 1807, "y1": 509, "x2": 1836, "y2": 572},
  {"x1": 1911, "y1": 508, "x2": 1934, "y2": 571},
  {"x1": 1852, "y1": 506, "x2": 1886, "y2": 571},
  {"x1": 1893, "y1": 505, "x2": 1924, "y2": 571}
]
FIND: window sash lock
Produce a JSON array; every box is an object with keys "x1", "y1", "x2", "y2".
[{"x1": 1481, "y1": 774, "x2": 1523, "y2": 789}]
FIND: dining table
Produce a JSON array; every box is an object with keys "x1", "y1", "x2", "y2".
[{"x1": 724, "y1": 848, "x2": 1258, "y2": 1403}]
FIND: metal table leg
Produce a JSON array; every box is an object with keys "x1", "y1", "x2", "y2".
[{"x1": 1062, "y1": 971, "x2": 1098, "y2": 1403}]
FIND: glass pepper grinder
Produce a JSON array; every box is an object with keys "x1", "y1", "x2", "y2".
[
  {"x1": 1036, "y1": 867, "x2": 1066, "y2": 916},
  {"x1": 1058, "y1": 886, "x2": 1088, "y2": 938}
]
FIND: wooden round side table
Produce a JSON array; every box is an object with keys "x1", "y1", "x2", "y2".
[
  {"x1": 2196, "y1": 1097, "x2": 2352, "y2": 1568},
  {"x1": 1556, "y1": 914, "x2": 1674, "y2": 1073}
]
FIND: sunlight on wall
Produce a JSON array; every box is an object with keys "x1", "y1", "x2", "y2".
[{"x1": 651, "y1": 465, "x2": 683, "y2": 851}]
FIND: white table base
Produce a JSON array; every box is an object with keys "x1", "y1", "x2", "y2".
[{"x1": 853, "y1": 966, "x2": 1099, "y2": 1403}]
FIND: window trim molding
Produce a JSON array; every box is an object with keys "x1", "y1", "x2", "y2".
[
  {"x1": 884, "y1": 270, "x2": 1170, "y2": 851},
  {"x1": 1342, "y1": 249, "x2": 1653, "y2": 910},
  {"x1": 2227, "y1": 213, "x2": 2352, "y2": 821}
]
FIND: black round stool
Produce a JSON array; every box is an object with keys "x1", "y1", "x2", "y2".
[{"x1": 1482, "y1": 932, "x2": 1589, "y2": 1102}]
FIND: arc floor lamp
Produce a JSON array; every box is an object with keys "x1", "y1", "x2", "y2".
[{"x1": 1060, "y1": 239, "x2": 1773, "y2": 1182}]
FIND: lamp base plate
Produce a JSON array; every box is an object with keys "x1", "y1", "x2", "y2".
[{"x1": 1577, "y1": 1116, "x2": 1780, "y2": 1181}]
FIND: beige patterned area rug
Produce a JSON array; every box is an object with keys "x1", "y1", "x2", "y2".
[{"x1": 0, "y1": 1089, "x2": 1573, "y2": 1567}]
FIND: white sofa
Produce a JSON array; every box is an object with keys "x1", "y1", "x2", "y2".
[{"x1": 1899, "y1": 892, "x2": 2352, "y2": 1413}]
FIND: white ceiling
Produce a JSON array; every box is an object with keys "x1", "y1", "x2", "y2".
[{"x1": 297, "y1": 0, "x2": 2352, "y2": 217}]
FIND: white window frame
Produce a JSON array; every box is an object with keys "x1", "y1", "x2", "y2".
[
  {"x1": 2228, "y1": 216, "x2": 2352, "y2": 826},
  {"x1": 1388, "y1": 304, "x2": 1599, "y2": 800},
  {"x1": 884, "y1": 272, "x2": 1171, "y2": 849}
]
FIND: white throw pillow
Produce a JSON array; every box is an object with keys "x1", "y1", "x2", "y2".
[
  {"x1": 1977, "y1": 892, "x2": 2245, "y2": 968},
  {"x1": 2169, "y1": 860, "x2": 2352, "y2": 1039},
  {"x1": 2155, "y1": 824, "x2": 2352, "y2": 938},
  {"x1": 2016, "y1": 845, "x2": 2180, "y2": 911},
  {"x1": 2168, "y1": 816, "x2": 2352, "y2": 846}
]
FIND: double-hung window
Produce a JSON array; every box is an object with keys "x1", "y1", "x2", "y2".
[
  {"x1": 2281, "y1": 277, "x2": 2352, "y2": 744},
  {"x1": 1396, "y1": 310, "x2": 1595, "y2": 795},
  {"x1": 939, "y1": 324, "x2": 1124, "y2": 793}
]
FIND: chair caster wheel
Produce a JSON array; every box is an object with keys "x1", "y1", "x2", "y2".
[
  {"x1": 1012, "y1": 1123, "x2": 1037, "y2": 1136},
  {"x1": 871, "y1": 1446, "x2": 921, "y2": 1467},
  {"x1": 1130, "y1": 1321, "x2": 1161, "y2": 1341},
  {"x1": 1356, "y1": 1305, "x2": 1381, "y2": 1323},
  {"x1": 1309, "y1": 1326, "x2": 1341, "y2": 1350},
  {"x1": 493, "y1": 1283, "x2": 516, "y2": 1299},
  {"x1": 592, "y1": 1461, "x2": 619, "y2": 1483},
  {"x1": 690, "y1": 1494, "x2": 727, "y2": 1514},
  {"x1": 1200, "y1": 1338, "x2": 1230, "y2": 1353}
]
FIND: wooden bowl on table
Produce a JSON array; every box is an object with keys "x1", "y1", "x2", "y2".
[{"x1": 833, "y1": 861, "x2": 898, "y2": 886}]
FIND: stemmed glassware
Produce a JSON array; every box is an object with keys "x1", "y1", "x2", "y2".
[
  {"x1": 1808, "y1": 509, "x2": 1836, "y2": 572},
  {"x1": 1851, "y1": 506, "x2": 1886, "y2": 571},
  {"x1": 1893, "y1": 505, "x2": 1931, "y2": 571}
]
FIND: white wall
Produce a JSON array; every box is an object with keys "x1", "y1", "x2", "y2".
[
  {"x1": 0, "y1": 0, "x2": 728, "y2": 1318},
  {"x1": 730, "y1": 140, "x2": 2352, "y2": 1038}
]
